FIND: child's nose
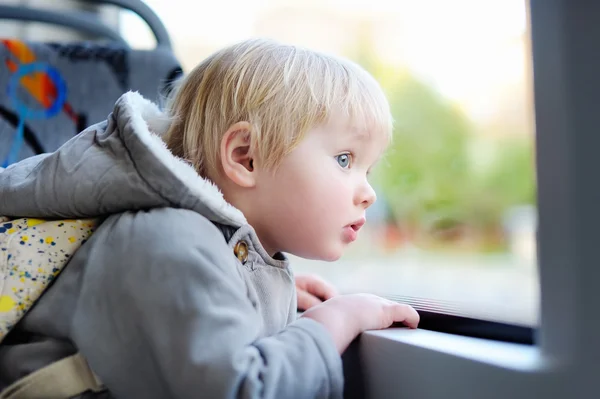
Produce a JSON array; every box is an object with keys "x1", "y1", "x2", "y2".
[{"x1": 357, "y1": 182, "x2": 377, "y2": 208}]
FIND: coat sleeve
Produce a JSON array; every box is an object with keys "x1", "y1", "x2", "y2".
[{"x1": 70, "y1": 208, "x2": 344, "y2": 399}]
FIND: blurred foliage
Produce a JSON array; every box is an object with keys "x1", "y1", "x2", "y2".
[
  {"x1": 374, "y1": 73, "x2": 473, "y2": 227},
  {"x1": 348, "y1": 33, "x2": 536, "y2": 251}
]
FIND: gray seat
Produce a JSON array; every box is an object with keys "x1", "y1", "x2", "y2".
[{"x1": 0, "y1": 1, "x2": 182, "y2": 166}]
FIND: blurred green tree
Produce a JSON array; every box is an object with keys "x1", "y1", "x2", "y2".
[{"x1": 347, "y1": 26, "x2": 536, "y2": 251}]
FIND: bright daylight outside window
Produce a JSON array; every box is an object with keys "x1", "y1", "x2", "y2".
[{"x1": 122, "y1": 0, "x2": 538, "y2": 328}]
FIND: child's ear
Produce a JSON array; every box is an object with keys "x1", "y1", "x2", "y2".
[{"x1": 220, "y1": 121, "x2": 256, "y2": 188}]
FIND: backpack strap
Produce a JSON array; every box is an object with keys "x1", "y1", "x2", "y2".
[
  {"x1": 0, "y1": 352, "x2": 105, "y2": 399},
  {"x1": 0, "y1": 217, "x2": 99, "y2": 342}
]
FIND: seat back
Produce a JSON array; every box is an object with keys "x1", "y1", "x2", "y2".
[{"x1": 0, "y1": 39, "x2": 182, "y2": 166}]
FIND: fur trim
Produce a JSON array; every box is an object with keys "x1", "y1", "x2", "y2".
[{"x1": 120, "y1": 91, "x2": 247, "y2": 227}]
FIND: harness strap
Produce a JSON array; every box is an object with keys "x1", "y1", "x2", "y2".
[{"x1": 0, "y1": 352, "x2": 104, "y2": 399}]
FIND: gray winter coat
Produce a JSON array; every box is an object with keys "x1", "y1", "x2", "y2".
[{"x1": 0, "y1": 92, "x2": 344, "y2": 398}]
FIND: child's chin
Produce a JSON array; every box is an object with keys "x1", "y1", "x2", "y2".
[
  {"x1": 318, "y1": 249, "x2": 343, "y2": 262},
  {"x1": 295, "y1": 244, "x2": 344, "y2": 262}
]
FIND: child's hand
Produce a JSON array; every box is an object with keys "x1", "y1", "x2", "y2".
[
  {"x1": 300, "y1": 294, "x2": 419, "y2": 353},
  {"x1": 295, "y1": 274, "x2": 338, "y2": 311}
]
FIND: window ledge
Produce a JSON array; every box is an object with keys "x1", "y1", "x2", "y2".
[
  {"x1": 355, "y1": 328, "x2": 568, "y2": 399},
  {"x1": 362, "y1": 328, "x2": 544, "y2": 371}
]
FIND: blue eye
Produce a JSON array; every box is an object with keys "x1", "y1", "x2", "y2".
[{"x1": 336, "y1": 154, "x2": 352, "y2": 168}]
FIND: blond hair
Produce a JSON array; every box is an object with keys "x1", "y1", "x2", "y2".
[{"x1": 163, "y1": 38, "x2": 392, "y2": 180}]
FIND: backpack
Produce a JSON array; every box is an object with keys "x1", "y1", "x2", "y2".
[
  {"x1": 0, "y1": 216, "x2": 106, "y2": 399},
  {"x1": 0, "y1": 216, "x2": 99, "y2": 341}
]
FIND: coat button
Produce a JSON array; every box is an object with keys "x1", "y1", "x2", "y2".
[{"x1": 234, "y1": 241, "x2": 249, "y2": 264}]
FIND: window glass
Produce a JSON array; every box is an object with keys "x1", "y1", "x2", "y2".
[{"x1": 122, "y1": 0, "x2": 538, "y2": 326}]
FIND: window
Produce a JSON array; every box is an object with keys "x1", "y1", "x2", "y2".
[
  {"x1": 0, "y1": 0, "x2": 119, "y2": 42},
  {"x1": 122, "y1": 0, "x2": 537, "y2": 330}
]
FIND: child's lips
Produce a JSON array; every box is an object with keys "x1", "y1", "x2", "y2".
[
  {"x1": 343, "y1": 226, "x2": 358, "y2": 242},
  {"x1": 349, "y1": 217, "x2": 366, "y2": 231},
  {"x1": 343, "y1": 217, "x2": 366, "y2": 242}
]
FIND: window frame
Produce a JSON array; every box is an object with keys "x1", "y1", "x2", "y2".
[
  {"x1": 349, "y1": 1, "x2": 599, "y2": 397},
  {"x1": 400, "y1": 310, "x2": 534, "y2": 344}
]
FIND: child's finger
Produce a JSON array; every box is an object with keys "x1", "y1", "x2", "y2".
[
  {"x1": 304, "y1": 276, "x2": 338, "y2": 300},
  {"x1": 297, "y1": 289, "x2": 323, "y2": 311},
  {"x1": 393, "y1": 304, "x2": 420, "y2": 329}
]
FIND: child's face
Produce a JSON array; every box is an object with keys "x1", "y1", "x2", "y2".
[{"x1": 251, "y1": 113, "x2": 388, "y2": 261}]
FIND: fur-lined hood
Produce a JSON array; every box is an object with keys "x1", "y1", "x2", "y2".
[{"x1": 0, "y1": 92, "x2": 247, "y2": 227}]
